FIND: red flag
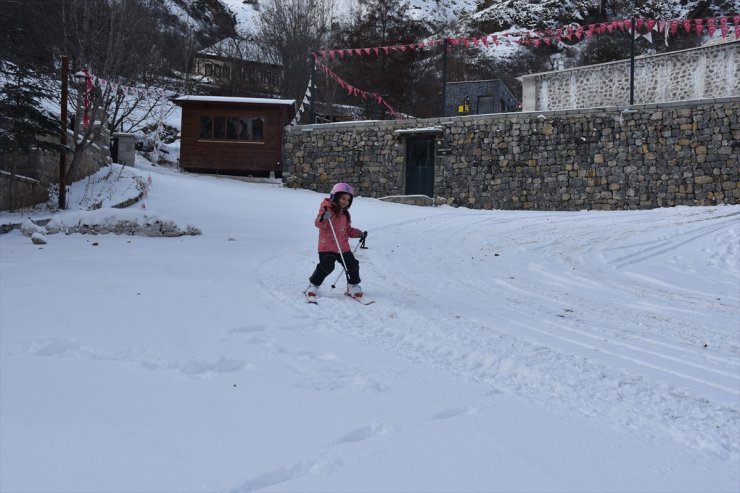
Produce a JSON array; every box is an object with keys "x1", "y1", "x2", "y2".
[
  {"x1": 338, "y1": 50, "x2": 345, "y2": 58},
  {"x1": 373, "y1": 47, "x2": 379, "y2": 55},
  {"x1": 555, "y1": 28, "x2": 562, "y2": 40},
  {"x1": 646, "y1": 19, "x2": 656, "y2": 32},
  {"x1": 586, "y1": 25, "x2": 595, "y2": 39},
  {"x1": 364, "y1": 48, "x2": 371, "y2": 56},
  {"x1": 707, "y1": 17, "x2": 716, "y2": 38},
  {"x1": 565, "y1": 26, "x2": 573, "y2": 40},
  {"x1": 636, "y1": 18, "x2": 644, "y2": 31},
  {"x1": 382, "y1": 46, "x2": 390, "y2": 55},
  {"x1": 82, "y1": 69, "x2": 92, "y2": 127},
  {"x1": 683, "y1": 19, "x2": 692, "y2": 33},
  {"x1": 597, "y1": 23, "x2": 607, "y2": 34},
  {"x1": 670, "y1": 20, "x2": 679, "y2": 35},
  {"x1": 719, "y1": 16, "x2": 728, "y2": 28},
  {"x1": 695, "y1": 18, "x2": 704, "y2": 36},
  {"x1": 576, "y1": 26, "x2": 583, "y2": 39},
  {"x1": 481, "y1": 36, "x2": 489, "y2": 47},
  {"x1": 492, "y1": 35, "x2": 499, "y2": 45}
]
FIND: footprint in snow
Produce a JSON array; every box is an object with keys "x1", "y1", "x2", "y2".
[{"x1": 335, "y1": 422, "x2": 395, "y2": 444}]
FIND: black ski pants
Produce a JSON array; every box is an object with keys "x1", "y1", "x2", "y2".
[{"x1": 309, "y1": 251, "x2": 361, "y2": 286}]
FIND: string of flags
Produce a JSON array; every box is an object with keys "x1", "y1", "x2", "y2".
[
  {"x1": 290, "y1": 76, "x2": 313, "y2": 126},
  {"x1": 313, "y1": 57, "x2": 402, "y2": 120},
  {"x1": 82, "y1": 71, "x2": 172, "y2": 163},
  {"x1": 315, "y1": 16, "x2": 740, "y2": 60}
]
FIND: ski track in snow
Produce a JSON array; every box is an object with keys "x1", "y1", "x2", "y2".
[{"x1": 256, "y1": 206, "x2": 740, "y2": 468}]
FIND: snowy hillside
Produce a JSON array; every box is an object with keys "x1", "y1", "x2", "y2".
[{"x1": 1, "y1": 162, "x2": 738, "y2": 492}]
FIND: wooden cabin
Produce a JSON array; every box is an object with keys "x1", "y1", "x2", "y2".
[{"x1": 174, "y1": 96, "x2": 295, "y2": 177}]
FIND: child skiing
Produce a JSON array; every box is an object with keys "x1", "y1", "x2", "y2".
[{"x1": 306, "y1": 182, "x2": 367, "y2": 303}]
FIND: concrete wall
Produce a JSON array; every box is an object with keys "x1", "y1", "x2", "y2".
[
  {"x1": 520, "y1": 40, "x2": 740, "y2": 111},
  {"x1": 283, "y1": 98, "x2": 739, "y2": 211}
]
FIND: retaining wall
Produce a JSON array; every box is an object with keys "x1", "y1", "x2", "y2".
[{"x1": 283, "y1": 98, "x2": 739, "y2": 210}]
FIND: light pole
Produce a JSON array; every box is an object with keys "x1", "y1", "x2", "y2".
[
  {"x1": 629, "y1": 1, "x2": 636, "y2": 105},
  {"x1": 59, "y1": 56, "x2": 68, "y2": 209}
]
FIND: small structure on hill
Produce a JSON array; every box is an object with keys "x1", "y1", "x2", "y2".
[
  {"x1": 444, "y1": 79, "x2": 520, "y2": 117},
  {"x1": 175, "y1": 95, "x2": 295, "y2": 177}
]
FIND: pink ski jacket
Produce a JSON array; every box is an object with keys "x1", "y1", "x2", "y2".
[{"x1": 315, "y1": 198, "x2": 363, "y2": 253}]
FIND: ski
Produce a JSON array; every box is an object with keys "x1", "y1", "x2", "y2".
[{"x1": 345, "y1": 292, "x2": 375, "y2": 305}]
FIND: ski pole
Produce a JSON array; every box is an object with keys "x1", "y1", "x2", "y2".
[
  {"x1": 322, "y1": 206, "x2": 351, "y2": 291},
  {"x1": 330, "y1": 236, "x2": 365, "y2": 289}
]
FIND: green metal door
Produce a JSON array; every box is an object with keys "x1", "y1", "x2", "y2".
[{"x1": 405, "y1": 136, "x2": 435, "y2": 196}]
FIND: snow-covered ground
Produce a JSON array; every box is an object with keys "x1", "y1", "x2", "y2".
[{"x1": 1, "y1": 161, "x2": 738, "y2": 492}]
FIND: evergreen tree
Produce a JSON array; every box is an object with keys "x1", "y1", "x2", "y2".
[
  {"x1": 0, "y1": 62, "x2": 66, "y2": 209},
  {"x1": 0, "y1": 62, "x2": 65, "y2": 156}
]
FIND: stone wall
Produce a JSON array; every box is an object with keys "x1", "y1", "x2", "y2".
[
  {"x1": 520, "y1": 40, "x2": 740, "y2": 111},
  {"x1": 283, "y1": 98, "x2": 740, "y2": 211}
]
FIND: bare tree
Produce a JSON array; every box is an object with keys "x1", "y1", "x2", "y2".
[{"x1": 252, "y1": 0, "x2": 336, "y2": 102}]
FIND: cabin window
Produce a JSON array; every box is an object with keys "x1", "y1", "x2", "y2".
[
  {"x1": 198, "y1": 115, "x2": 265, "y2": 142},
  {"x1": 199, "y1": 116, "x2": 212, "y2": 138},
  {"x1": 213, "y1": 117, "x2": 226, "y2": 139}
]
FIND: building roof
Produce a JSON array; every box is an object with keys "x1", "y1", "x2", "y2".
[
  {"x1": 198, "y1": 37, "x2": 282, "y2": 66},
  {"x1": 175, "y1": 95, "x2": 296, "y2": 106}
]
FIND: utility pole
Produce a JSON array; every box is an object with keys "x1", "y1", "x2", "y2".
[
  {"x1": 59, "y1": 56, "x2": 68, "y2": 209},
  {"x1": 310, "y1": 53, "x2": 317, "y2": 124},
  {"x1": 630, "y1": 1, "x2": 636, "y2": 105},
  {"x1": 441, "y1": 38, "x2": 448, "y2": 117}
]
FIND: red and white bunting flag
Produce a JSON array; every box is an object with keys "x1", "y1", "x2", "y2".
[
  {"x1": 382, "y1": 46, "x2": 390, "y2": 54},
  {"x1": 646, "y1": 19, "x2": 656, "y2": 32},
  {"x1": 492, "y1": 35, "x2": 499, "y2": 45},
  {"x1": 719, "y1": 16, "x2": 727, "y2": 28},
  {"x1": 575, "y1": 26, "x2": 583, "y2": 39},
  {"x1": 695, "y1": 18, "x2": 704, "y2": 36},
  {"x1": 399, "y1": 44, "x2": 407, "y2": 52},
  {"x1": 329, "y1": 51, "x2": 335, "y2": 59},
  {"x1": 355, "y1": 48, "x2": 362, "y2": 56},
  {"x1": 533, "y1": 38, "x2": 540, "y2": 47},
  {"x1": 363, "y1": 48, "x2": 371, "y2": 56},
  {"x1": 636, "y1": 18, "x2": 644, "y2": 31},
  {"x1": 555, "y1": 28, "x2": 562, "y2": 40},
  {"x1": 565, "y1": 26, "x2": 573, "y2": 40},
  {"x1": 481, "y1": 36, "x2": 489, "y2": 47},
  {"x1": 683, "y1": 19, "x2": 692, "y2": 33},
  {"x1": 338, "y1": 50, "x2": 345, "y2": 58},
  {"x1": 721, "y1": 25, "x2": 730, "y2": 38},
  {"x1": 543, "y1": 37, "x2": 552, "y2": 45},
  {"x1": 586, "y1": 25, "x2": 595, "y2": 39},
  {"x1": 670, "y1": 20, "x2": 679, "y2": 34},
  {"x1": 597, "y1": 23, "x2": 607, "y2": 34},
  {"x1": 707, "y1": 18, "x2": 716, "y2": 38},
  {"x1": 409, "y1": 43, "x2": 416, "y2": 50}
]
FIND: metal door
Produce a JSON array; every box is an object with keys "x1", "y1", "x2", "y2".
[{"x1": 405, "y1": 136, "x2": 435, "y2": 197}]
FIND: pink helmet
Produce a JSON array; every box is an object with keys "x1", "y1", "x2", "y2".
[{"x1": 330, "y1": 182, "x2": 354, "y2": 203}]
